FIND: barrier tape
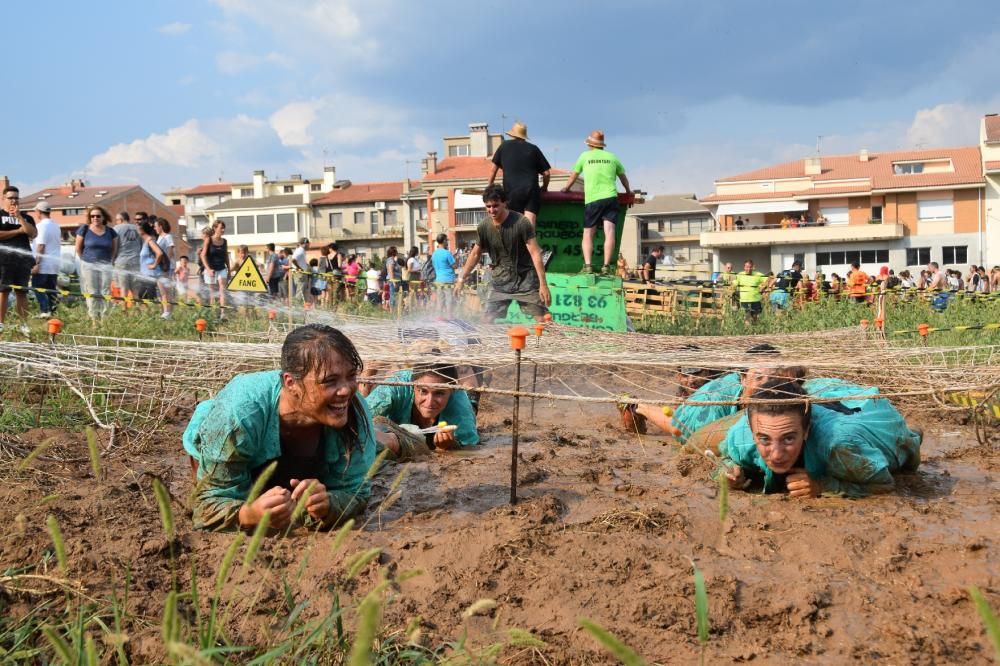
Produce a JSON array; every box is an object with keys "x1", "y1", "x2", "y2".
[{"x1": 891, "y1": 322, "x2": 1000, "y2": 336}]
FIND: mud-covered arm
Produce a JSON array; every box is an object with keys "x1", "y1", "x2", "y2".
[{"x1": 192, "y1": 429, "x2": 254, "y2": 531}]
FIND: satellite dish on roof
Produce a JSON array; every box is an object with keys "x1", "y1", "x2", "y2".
[{"x1": 334, "y1": 180, "x2": 352, "y2": 189}]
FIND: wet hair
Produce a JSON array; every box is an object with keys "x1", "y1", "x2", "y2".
[
  {"x1": 747, "y1": 379, "x2": 810, "y2": 428},
  {"x1": 482, "y1": 184, "x2": 506, "y2": 203},
  {"x1": 280, "y1": 324, "x2": 368, "y2": 450},
  {"x1": 411, "y1": 361, "x2": 458, "y2": 385}
]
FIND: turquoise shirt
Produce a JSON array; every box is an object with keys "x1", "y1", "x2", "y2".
[
  {"x1": 182, "y1": 370, "x2": 377, "y2": 530},
  {"x1": 365, "y1": 369, "x2": 479, "y2": 446},
  {"x1": 719, "y1": 380, "x2": 921, "y2": 496},
  {"x1": 672, "y1": 372, "x2": 743, "y2": 443}
]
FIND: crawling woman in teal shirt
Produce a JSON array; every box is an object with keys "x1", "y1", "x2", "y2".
[{"x1": 366, "y1": 363, "x2": 479, "y2": 460}]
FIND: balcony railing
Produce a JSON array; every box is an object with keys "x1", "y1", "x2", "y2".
[
  {"x1": 326, "y1": 225, "x2": 404, "y2": 240},
  {"x1": 456, "y1": 210, "x2": 487, "y2": 227}
]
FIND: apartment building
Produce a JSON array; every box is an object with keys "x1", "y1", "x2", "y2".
[
  {"x1": 624, "y1": 194, "x2": 713, "y2": 274},
  {"x1": 11, "y1": 177, "x2": 188, "y2": 256},
  {"x1": 310, "y1": 179, "x2": 425, "y2": 262},
  {"x1": 162, "y1": 182, "x2": 231, "y2": 251},
  {"x1": 699, "y1": 145, "x2": 986, "y2": 277},
  {"x1": 203, "y1": 168, "x2": 338, "y2": 256},
  {"x1": 983, "y1": 114, "x2": 1000, "y2": 266}
]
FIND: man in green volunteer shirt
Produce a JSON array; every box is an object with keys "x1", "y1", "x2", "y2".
[
  {"x1": 561, "y1": 130, "x2": 631, "y2": 276},
  {"x1": 733, "y1": 259, "x2": 767, "y2": 322}
]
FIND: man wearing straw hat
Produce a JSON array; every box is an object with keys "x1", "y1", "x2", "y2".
[
  {"x1": 488, "y1": 121, "x2": 551, "y2": 225},
  {"x1": 561, "y1": 130, "x2": 631, "y2": 276}
]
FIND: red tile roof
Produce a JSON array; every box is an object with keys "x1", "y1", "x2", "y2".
[
  {"x1": 711, "y1": 146, "x2": 983, "y2": 198},
  {"x1": 311, "y1": 181, "x2": 404, "y2": 205},
  {"x1": 421, "y1": 157, "x2": 496, "y2": 183},
  {"x1": 986, "y1": 160, "x2": 1000, "y2": 172},
  {"x1": 178, "y1": 182, "x2": 232, "y2": 195},
  {"x1": 985, "y1": 115, "x2": 1000, "y2": 143},
  {"x1": 18, "y1": 184, "x2": 137, "y2": 209}
]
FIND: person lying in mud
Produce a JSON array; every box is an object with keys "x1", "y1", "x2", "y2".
[
  {"x1": 718, "y1": 378, "x2": 922, "y2": 497},
  {"x1": 366, "y1": 361, "x2": 480, "y2": 460},
  {"x1": 620, "y1": 343, "x2": 804, "y2": 439},
  {"x1": 182, "y1": 324, "x2": 376, "y2": 531}
]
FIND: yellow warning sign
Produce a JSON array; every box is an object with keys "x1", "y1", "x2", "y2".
[{"x1": 227, "y1": 256, "x2": 268, "y2": 293}]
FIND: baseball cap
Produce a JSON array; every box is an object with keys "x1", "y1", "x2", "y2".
[{"x1": 35, "y1": 201, "x2": 51, "y2": 213}]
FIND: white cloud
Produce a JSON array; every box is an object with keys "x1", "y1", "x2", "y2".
[
  {"x1": 211, "y1": 0, "x2": 378, "y2": 62},
  {"x1": 216, "y1": 50, "x2": 294, "y2": 75},
  {"x1": 86, "y1": 120, "x2": 218, "y2": 173},
  {"x1": 269, "y1": 101, "x2": 321, "y2": 147},
  {"x1": 157, "y1": 21, "x2": 192, "y2": 35},
  {"x1": 906, "y1": 102, "x2": 993, "y2": 148}
]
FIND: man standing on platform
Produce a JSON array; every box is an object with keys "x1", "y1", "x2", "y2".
[
  {"x1": 455, "y1": 185, "x2": 550, "y2": 323},
  {"x1": 488, "y1": 121, "x2": 551, "y2": 225},
  {"x1": 561, "y1": 130, "x2": 630, "y2": 276}
]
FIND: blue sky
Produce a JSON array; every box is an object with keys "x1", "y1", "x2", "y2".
[{"x1": 6, "y1": 0, "x2": 999, "y2": 198}]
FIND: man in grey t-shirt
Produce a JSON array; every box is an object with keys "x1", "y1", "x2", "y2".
[{"x1": 113, "y1": 211, "x2": 142, "y2": 297}]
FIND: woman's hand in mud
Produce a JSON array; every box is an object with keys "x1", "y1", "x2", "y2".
[
  {"x1": 724, "y1": 465, "x2": 745, "y2": 489},
  {"x1": 786, "y1": 468, "x2": 822, "y2": 498},
  {"x1": 433, "y1": 429, "x2": 459, "y2": 451},
  {"x1": 291, "y1": 478, "x2": 330, "y2": 521},
  {"x1": 374, "y1": 430, "x2": 401, "y2": 455},
  {"x1": 240, "y1": 486, "x2": 294, "y2": 529}
]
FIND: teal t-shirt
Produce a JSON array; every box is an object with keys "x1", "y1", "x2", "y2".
[
  {"x1": 182, "y1": 370, "x2": 377, "y2": 530},
  {"x1": 573, "y1": 149, "x2": 625, "y2": 204},
  {"x1": 365, "y1": 369, "x2": 479, "y2": 446}
]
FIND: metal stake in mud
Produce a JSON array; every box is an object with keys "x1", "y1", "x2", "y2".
[
  {"x1": 530, "y1": 323, "x2": 544, "y2": 420},
  {"x1": 508, "y1": 326, "x2": 529, "y2": 504}
]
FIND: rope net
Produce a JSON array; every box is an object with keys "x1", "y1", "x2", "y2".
[{"x1": 1, "y1": 307, "x2": 998, "y2": 449}]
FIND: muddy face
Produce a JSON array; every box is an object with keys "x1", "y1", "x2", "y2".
[
  {"x1": 749, "y1": 411, "x2": 807, "y2": 474},
  {"x1": 411, "y1": 373, "x2": 452, "y2": 424},
  {"x1": 283, "y1": 353, "x2": 358, "y2": 429}
]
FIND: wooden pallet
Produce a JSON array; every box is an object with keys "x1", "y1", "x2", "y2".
[{"x1": 623, "y1": 283, "x2": 724, "y2": 320}]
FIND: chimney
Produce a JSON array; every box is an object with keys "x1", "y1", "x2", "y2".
[
  {"x1": 68, "y1": 178, "x2": 85, "y2": 192},
  {"x1": 323, "y1": 166, "x2": 336, "y2": 191},
  {"x1": 469, "y1": 122, "x2": 489, "y2": 157},
  {"x1": 0, "y1": 176, "x2": 8, "y2": 191},
  {"x1": 859, "y1": 148, "x2": 870, "y2": 162},
  {"x1": 804, "y1": 156, "x2": 822, "y2": 176},
  {"x1": 422, "y1": 151, "x2": 438, "y2": 176},
  {"x1": 402, "y1": 178, "x2": 410, "y2": 194},
  {"x1": 252, "y1": 170, "x2": 265, "y2": 198},
  {"x1": 302, "y1": 181, "x2": 312, "y2": 205}
]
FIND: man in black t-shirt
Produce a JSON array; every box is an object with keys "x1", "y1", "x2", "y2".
[
  {"x1": 642, "y1": 246, "x2": 663, "y2": 285},
  {"x1": 454, "y1": 185, "x2": 551, "y2": 322},
  {"x1": 0, "y1": 185, "x2": 38, "y2": 333},
  {"x1": 769, "y1": 261, "x2": 803, "y2": 309},
  {"x1": 487, "y1": 122, "x2": 551, "y2": 224}
]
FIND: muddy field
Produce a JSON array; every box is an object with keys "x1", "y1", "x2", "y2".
[{"x1": 1, "y1": 393, "x2": 998, "y2": 664}]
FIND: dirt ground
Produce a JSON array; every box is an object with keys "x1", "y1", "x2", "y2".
[{"x1": 1, "y1": 392, "x2": 999, "y2": 664}]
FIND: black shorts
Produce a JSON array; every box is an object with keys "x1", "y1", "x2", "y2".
[
  {"x1": 0, "y1": 258, "x2": 32, "y2": 292},
  {"x1": 506, "y1": 187, "x2": 542, "y2": 215},
  {"x1": 583, "y1": 196, "x2": 619, "y2": 229},
  {"x1": 741, "y1": 301, "x2": 762, "y2": 315}
]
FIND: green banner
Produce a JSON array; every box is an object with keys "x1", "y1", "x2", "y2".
[{"x1": 534, "y1": 202, "x2": 625, "y2": 274}]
